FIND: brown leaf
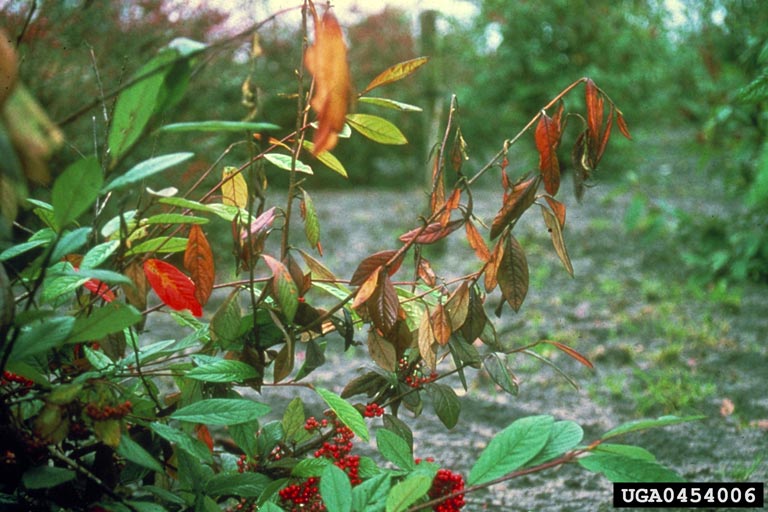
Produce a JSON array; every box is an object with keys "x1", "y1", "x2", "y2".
[
  {"x1": 544, "y1": 196, "x2": 566, "y2": 228},
  {"x1": 445, "y1": 281, "x2": 470, "y2": 331},
  {"x1": 490, "y1": 175, "x2": 540, "y2": 240},
  {"x1": 352, "y1": 269, "x2": 379, "y2": 310},
  {"x1": 617, "y1": 110, "x2": 632, "y2": 140},
  {"x1": 497, "y1": 235, "x2": 529, "y2": 313},
  {"x1": 430, "y1": 154, "x2": 445, "y2": 217},
  {"x1": 284, "y1": 253, "x2": 310, "y2": 297},
  {"x1": 460, "y1": 285, "x2": 487, "y2": 343},
  {"x1": 273, "y1": 339, "x2": 294, "y2": 383},
  {"x1": 417, "y1": 257, "x2": 437, "y2": 287},
  {"x1": 122, "y1": 261, "x2": 148, "y2": 313},
  {"x1": 418, "y1": 311, "x2": 437, "y2": 371},
  {"x1": 466, "y1": 220, "x2": 491, "y2": 263},
  {"x1": 367, "y1": 328, "x2": 397, "y2": 372},
  {"x1": 544, "y1": 340, "x2": 594, "y2": 369},
  {"x1": 484, "y1": 238, "x2": 505, "y2": 293},
  {"x1": 571, "y1": 131, "x2": 591, "y2": 202},
  {"x1": 368, "y1": 273, "x2": 399, "y2": 336},
  {"x1": 535, "y1": 113, "x2": 561, "y2": 196},
  {"x1": 398, "y1": 219, "x2": 463, "y2": 245},
  {"x1": 431, "y1": 304, "x2": 452, "y2": 346},
  {"x1": 450, "y1": 128, "x2": 468, "y2": 173},
  {"x1": 541, "y1": 205, "x2": 574, "y2": 277},
  {"x1": 439, "y1": 188, "x2": 461, "y2": 226},
  {"x1": 184, "y1": 225, "x2": 215, "y2": 306},
  {"x1": 595, "y1": 104, "x2": 614, "y2": 166},
  {"x1": 350, "y1": 249, "x2": 403, "y2": 286},
  {"x1": 304, "y1": 11, "x2": 351, "y2": 154}
]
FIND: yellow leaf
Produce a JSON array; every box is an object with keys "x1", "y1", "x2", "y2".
[{"x1": 221, "y1": 166, "x2": 248, "y2": 209}]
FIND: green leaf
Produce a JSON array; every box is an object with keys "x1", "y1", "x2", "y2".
[
  {"x1": 50, "y1": 227, "x2": 92, "y2": 262},
  {"x1": 595, "y1": 443, "x2": 657, "y2": 462},
  {"x1": 22, "y1": 466, "x2": 76, "y2": 489},
  {"x1": 125, "y1": 236, "x2": 188, "y2": 256},
  {"x1": 84, "y1": 345, "x2": 114, "y2": 370},
  {"x1": 143, "y1": 213, "x2": 209, "y2": 225},
  {"x1": 51, "y1": 157, "x2": 102, "y2": 230},
  {"x1": 228, "y1": 421, "x2": 259, "y2": 459},
  {"x1": 103, "y1": 153, "x2": 194, "y2": 192},
  {"x1": 352, "y1": 473, "x2": 391, "y2": 512},
  {"x1": 81, "y1": 240, "x2": 120, "y2": 269},
  {"x1": 346, "y1": 114, "x2": 408, "y2": 145},
  {"x1": 376, "y1": 428, "x2": 414, "y2": 470},
  {"x1": 186, "y1": 359, "x2": 259, "y2": 383},
  {"x1": 320, "y1": 464, "x2": 352, "y2": 512},
  {"x1": 117, "y1": 434, "x2": 164, "y2": 472},
  {"x1": 358, "y1": 97, "x2": 423, "y2": 112},
  {"x1": 601, "y1": 415, "x2": 705, "y2": 440},
  {"x1": 468, "y1": 415, "x2": 554, "y2": 485},
  {"x1": 159, "y1": 120, "x2": 279, "y2": 132},
  {"x1": 171, "y1": 398, "x2": 271, "y2": 425},
  {"x1": 0, "y1": 239, "x2": 48, "y2": 262},
  {"x1": 204, "y1": 471, "x2": 271, "y2": 498},
  {"x1": 578, "y1": 451, "x2": 685, "y2": 482},
  {"x1": 10, "y1": 316, "x2": 75, "y2": 361},
  {"x1": 301, "y1": 189, "x2": 321, "y2": 250},
  {"x1": 67, "y1": 303, "x2": 143, "y2": 344},
  {"x1": 525, "y1": 420, "x2": 583, "y2": 467},
  {"x1": 316, "y1": 387, "x2": 369, "y2": 442},
  {"x1": 210, "y1": 291, "x2": 242, "y2": 348},
  {"x1": 302, "y1": 141, "x2": 348, "y2": 177},
  {"x1": 149, "y1": 422, "x2": 213, "y2": 463},
  {"x1": 158, "y1": 197, "x2": 242, "y2": 221},
  {"x1": 292, "y1": 458, "x2": 331, "y2": 478},
  {"x1": 385, "y1": 473, "x2": 432, "y2": 512},
  {"x1": 426, "y1": 383, "x2": 461, "y2": 429},
  {"x1": 109, "y1": 51, "x2": 174, "y2": 160},
  {"x1": 482, "y1": 353, "x2": 518, "y2": 395},
  {"x1": 282, "y1": 397, "x2": 310, "y2": 444},
  {"x1": 264, "y1": 153, "x2": 313, "y2": 174},
  {"x1": 124, "y1": 501, "x2": 170, "y2": 512}
]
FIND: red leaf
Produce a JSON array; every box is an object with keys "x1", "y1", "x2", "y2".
[
  {"x1": 304, "y1": 11, "x2": 351, "y2": 154},
  {"x1": 398, "y1": 219, "x2": 463, "y2": 245},
  {"x1": 184, "y1": 225, "x2": 215, "y2": 306},
  {"x1": 490, "y1": 175, "x2": 540, "y2": 240},
  {"x1": 595, "y1": 104, "x2": 614, "y2": 165},
  {"x1": 195, "y1": 424, "x2": 214, "y2": 453},
  {"x1": 350, "y1": 250, "x2": 403, "y2": 286},
  {"x1": 617, "y1": 111, "x2": 632, "y2": 140},
  {"x1": 535, "y1": 113, "x2": 561, "y2": 195},
  {"x1": 83, "y1": 279, "x2": 115, "y2": 303},
  {"x1": 585, "y1": 78, "x2": 603, "y2": 147},
  {"x1": 143, "y1": 258, "x2": 202, "y2": 317}
]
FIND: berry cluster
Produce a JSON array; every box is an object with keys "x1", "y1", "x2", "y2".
[
  {"x1": 398, "y1": 358, "x2": 438, "y2": 388},
  {"x1": 1, "y1": 371, "x2": 33, "y2": 395},
  {"x1": 225, "y1": 497, "x2": 256, "y2": 512},
  {"x1": 84, "y1": 400, "x2": 132, "y2": 420},
  {"x1": 428, "y1": 468, "x2": 466, "y2": 512},
  {"x1": 303, "y1": 416, "x2": 329, "y2": 431},
  {"x1": 236, "y1": 454, "x2": 257, "y2": 474},
  {"x1": 278, "y1": 477, "x2": 325, "y2": 512},
  {"x1": 363, "y1": 402, "x2": 385, "y2": 418},
  {"x1": 311, "y1": 414, "x2": 362, "y2": 485}
]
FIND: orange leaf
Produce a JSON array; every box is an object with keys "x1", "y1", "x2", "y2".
[
  {"x1": 535, "y1": 113, "x2": 561, "y2": 196},
  {"x1": 543, "y1": 340, "x2": 594, "y2": 369},
  {"x1": 143, "y1": 258, "x2": 202, "y2": 317},
  {"x1": 465, "y1": 220, "x2": 491, "y2": 263},
  {"x1": 484, "y1": 238, "x2": 505, "y2": 293},
  {"x1": 184, "y1": 225, "x2": 215, "y2": 306},
  {"x1": 617, "y1": 111, "x2": 632, "y2": 140},
  {"x1": 595, "y1": 104, "x2": 614, "y2": 165},
  {"x1": 352, "y1": 268, "x2": 380, "y2": 310},
  {"x1": 416, "y1": 258, "x2": 437, "y2": 287},
  {"x1": 360, "y1": 56, "x2": 429, "y2": 95},
  {"x1": 304, "y1": 11, "x2": 351, "y2": 155},
  {"x1": 544, "y1": 196, "x2": 566, "y2": 228},
  {"x1": 431, "y1": 304, "x2": 451, "y2": 346}
]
